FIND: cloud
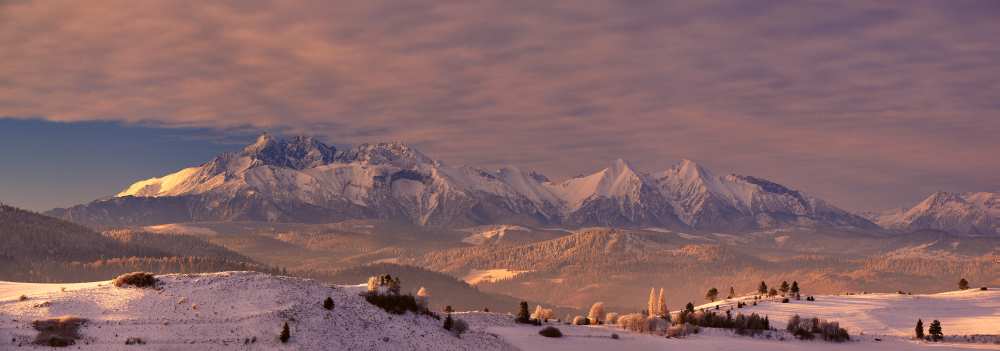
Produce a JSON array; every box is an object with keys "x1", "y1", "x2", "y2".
[{"x1": 1, "y1": 0, "x2": 999, "y2": 210}]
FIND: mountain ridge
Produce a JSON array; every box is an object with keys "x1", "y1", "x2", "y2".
[{"x1": 50, "y1": 135, "x2": 883, "y2": 232}]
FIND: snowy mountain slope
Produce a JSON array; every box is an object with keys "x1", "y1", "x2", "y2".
[
  {"x1": 50, "y1": 134, "x2": 874, "y2": 232},
  {"x1": 870, "y1": 192, "x2": 1000, "y2": 235},
  {"x1": 653, "y1": 159, "x2": 879, "y2": 232},
  {"x1": 0, "y1": 272, "x2": 515, "y2": 350}
]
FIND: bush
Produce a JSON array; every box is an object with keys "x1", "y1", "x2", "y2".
[
  {"x1": 781, "y1": 298, "x2": 789, "y2": 303},
  {"x1": 451, "y1": 319, "x2": 469, "y2": 337},
  {"x1": 363, "y1": 292, "x2": 436, "y2": 318},
  {"x1": 611, "y1": 333, "x2": 619, "y2": 339},
  {"x1": 113, "y1": 272, "x2": 158, "y2": 288},
  {"x1": 32, "y1": 316, "x2": 87, "y2": 347},
  {"x1": 572, "y1": 316, "x2": 589, "y2": 325},
  {"x1": 605, "y1": 312, "x2": 620, "y2": 325},
  {"x1": 125, "y1": 337, "x2": 145, "y2": 345},
  {"x1": 787, "y1": 314, "x2": 850, "y2": 342},
  {"x1": 323, "y1": 297, "x2": 334, "y2": 310},
  {"x1": 666, "y1": 323, "x2": 700, "y2": 338},
  {"x1": 539, "y1": 326, "x2": 563, "y2": 338},
  {"x1": 19, "y1": 294, "x2": 28, "y2": 301},
  {"x1": 980, "y1": 287, "x2": 988, "y2": 291}
]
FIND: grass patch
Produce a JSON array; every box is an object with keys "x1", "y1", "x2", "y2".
[{"x1": 32, "y1": 316, "x2": 87, "y2": 347}]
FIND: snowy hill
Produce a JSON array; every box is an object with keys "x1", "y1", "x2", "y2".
[
  {"x1": 870, "y1": 192, "x2": 1000, "y2": 236},
  {"x1": 0, "y1": 272, "x2": 514, "y2": 350},
  {"x1": 49, "y1": 134, "x2": 874, "y2": 232}
]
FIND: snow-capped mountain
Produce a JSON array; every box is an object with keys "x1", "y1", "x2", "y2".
[
  {"x1": 869, "y1": 191, "x2": 1000, "y2": 235},
  {"x1": 653, "y1": 159, "x2": 879, "y2": 231},
  {"x1": 50, "y1": 134, "x2": 875, "y2": 232}
]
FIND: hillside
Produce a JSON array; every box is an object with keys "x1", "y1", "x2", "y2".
[
  {"x1": 0, "y1": 272, "x2": 515, "y2": 350},
  {"x1": 318, "y1": 263, "x2": 582, "y2": 316},
  {"x1": 404, "y1": 228, "x2": 999, "y2": 310},
  {"x1": 0, "y1": 204, "x2": 279, "y2": 283}
]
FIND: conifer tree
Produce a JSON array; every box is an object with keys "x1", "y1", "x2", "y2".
[
  {"x1": 279, "y1": 322, "x2": 290, "y2": 343},
  {"x1": 323, "y1": 297, "x2": 334, "y2": 310},
  {"x1": 443, "y1": 314, "x2": 454, "y2": 331},
  {"x1": 928, "y1": 320, "x2": 942, "y2": 341},
  {"x1": 790, "y1": 281, "x2": 800, "y2": 298},
  {"x1": 516, "y1": 301, "x2": 531, "y2": 323},
  {"x1": 758, "y1": 281, "x2": 768, "y2": 295},
  {"x1": 445, "y1": 305, "x2": 454, "y2": 314},
  {"x1": 728, "y1": 286, "x2": 736, "y2": 299},
  {"x1": 958, "y1": 278, "x2": 969, "y2": 290},
  {"x1": 706, "y1": 287, "x2": 719, "y2": 302},
  {"x1": 685, "y1": 302, "x2": 695, "y2": 313},
  {"x1": 780, "y1": 281, "x2": 790, "y2": 295},
  {"x1": 914, "y1": 319, "x2": 924, "y2": 339}
]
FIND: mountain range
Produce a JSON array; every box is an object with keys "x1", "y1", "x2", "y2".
[{"x1": 48, "y1": 134, "x2": 997, "y2": 235}]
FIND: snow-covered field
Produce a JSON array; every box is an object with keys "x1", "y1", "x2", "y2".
[
  {"x1": 489, "y1": 325, "x2": 998, "y2": 351},
  {"x1": 463, "y1": 269, "x2": 531, "y2": 285},
  {"x1": 731, "y1": 289, "x2": 1000, "y2": 337},
  {"x1": 2, "y1": 272, "x2": 996, "y2": 350},
  {"x1": 0, "y1": 272, "x2": 514, "y2": 350}
]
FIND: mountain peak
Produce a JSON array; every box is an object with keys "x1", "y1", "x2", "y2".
[
  {"x1": 241, "y1": 134, "x2": 338, "y2": 170},
  {"x1": 340, "y1": 142, "x2": 433, "y2": 166}
]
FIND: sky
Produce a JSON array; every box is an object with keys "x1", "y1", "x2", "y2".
[{"x1": 1, "y1": 0, "x2": 999, "y2": 212}]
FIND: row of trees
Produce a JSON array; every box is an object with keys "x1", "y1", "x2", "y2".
[{"x1": 702, "y1": 281, "x2": 804, "y2": 304}]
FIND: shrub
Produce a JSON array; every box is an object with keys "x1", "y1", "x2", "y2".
[
  {"x1": 572, "y1": 316, "x2": 589, "y2": 325},
  {"x1": 605, "y1": 312, "x2": 620, "y2": 325},
  {"x1": 666, "y1": 323, "x2": 700, "y2": 338},
  {"x1": 323, "y1": 297, "x2": 334, "y2": 310},
  {"x1": 363, "y1": 291, "x2": 436, "y2": 318},
  {"x1": 980, "y1": 287, "x2": 988, "y2": 291},
  {"x1": 125, "y1": 337, "x2": 145, "y2": 345},
  {"x1": 538, "y1": 326, "x2": 562, "y2": 338},
  {"x1": 787, "y1": 315, "x2": 850, "y2": 342},
  {"x1": 611, "y1": 333, "x2": 619, "y2": 339},
  {"x1": 18, "y1": 295, "x2": 27, "y2": 301},
  {"x1": 113, "y1": 272, "x2": 158, "y2": 288},
  {"x1": 279, "y1": 322, "x2": 290, "y2": 343},
  {"x1": 451, "y1": 319, "x2": 469, "y2": 337},
  {"x1": 32, "y1": 316, "x2": 87, "y2": 347},
  {"x1": 781, "y1": 298, "x2": 789, "y2": 303}
]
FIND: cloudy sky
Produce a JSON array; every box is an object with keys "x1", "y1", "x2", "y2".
[{"x1": 1, "y1": 0, "x2": 999, "y2": 212}]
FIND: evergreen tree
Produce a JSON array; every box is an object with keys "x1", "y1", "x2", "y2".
[
  {"x1": 685, "y1": 302, "x2": 695, "y2": 313},
  {"x1": 323, "y1": 297, "x2": 334, "y2": 310},
  {"x1": 279, "y1": 322, "x2": 290, "y2": 343},
  {"x1": 515, "y1": 301, "x2": 531, "y2": 323},
  {"x1": 443, "y1": 314, "x2": 454, "y2": 331},
  {"x1": 768, "y1": 288, "x2": 778, "y2": 297},
  {"x1": 928, "y1": 320, "x2": 942, "y2": 341},
  {"x1": 706, "y1": 287, "x2": 719, "y2": 302},
  {"x1": 958, "y1": 278, "x2": 969, "y2": 290},
  {"x1": 727, "y1": 286, "x2": 736, "y2": 299},
  {"x1": 780, "y1": 281, "x2": 790, "y2": 295},
  {"x1": 914, "y1": 319, "x2": 924, "y2": 339},
  {"x1": 444, "y1": 305, "x2": 454, "y2": 314},
  {"x1": 758, "y1": 281, "x2": 768, "y2": 295},
  {"x1": 790, "y1": 281, "x2": 800, "y2": 297}
]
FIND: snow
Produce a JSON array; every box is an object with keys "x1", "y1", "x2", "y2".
[
  {"x1": 116, "y1": 167, "x2": 202, "y2": 197},
  {"x1": 0, "y1": 272, "x2": 515, "y2": 350},
  {"x1": 488, "y1": 324, "x2": 996, "y2": 351},
  {"x1": 461, "y1": 225, "x2": 534, "y2": 245},
  {"x1": 693, "y1": 289, "x2": 1000, "y2": 338},
  {"x1": 143, "y1": 223, "x2": 218, "y2": 236},
  {"x1": 546, "y1": 159, "x2": 645, "y2": 212},
  {"x1": 463, "y1": 269, "x2": 531, "y2": 285}
]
